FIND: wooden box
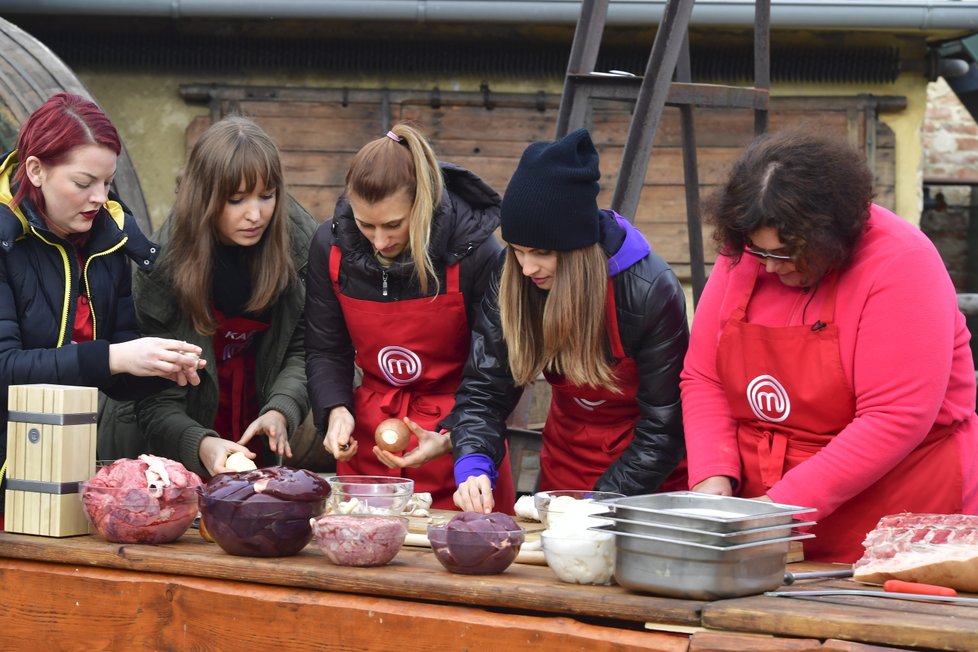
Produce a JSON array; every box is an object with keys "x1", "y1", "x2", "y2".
[{"x1": 4, "y1": 384, "x2": 97, "y2": 537}]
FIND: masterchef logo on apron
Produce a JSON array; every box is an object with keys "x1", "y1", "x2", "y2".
[
  {"x1": 378, "y1": 345, "x2": 423, "y2": 386},
  {"x1": 221, "y1": 330, "x2": 258, "y2": 361},
  {"x1": 573, "y1": 398, "x2": 607, "y2": 411},
  {"x1": 746, "y1": 374, "x2": 791, "y2": 422}
]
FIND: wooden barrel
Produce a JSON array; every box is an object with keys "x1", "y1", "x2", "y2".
[{"x1": 0, "y1": 17, "x2": 150, "y2": 233}]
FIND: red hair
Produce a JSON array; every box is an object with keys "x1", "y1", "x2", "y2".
[{"x1": 12, "y1": 92, "x2": 121, "y2": 215}]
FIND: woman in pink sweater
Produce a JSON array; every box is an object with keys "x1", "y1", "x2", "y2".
[{"x1": 681, "y1": 129, "x2": 978, "y2": 563}]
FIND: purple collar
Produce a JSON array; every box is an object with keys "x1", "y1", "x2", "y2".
[{"x1": 606, "y1": 211, "x2": 651, "y2": 277}]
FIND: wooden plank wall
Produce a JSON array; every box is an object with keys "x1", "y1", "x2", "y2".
[{"x1": 187, "y1": 91, "x2": 896, "y2": 281}]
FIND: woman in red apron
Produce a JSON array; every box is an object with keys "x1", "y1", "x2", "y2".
[
  {"x1": 446, "y1": 129, "x2": 688, "y2": 513},
  {"x1": 682, "y1": 129, "x2": 978, "y2": 562},
  {"x1": 129, "y1": 116, "x2": 317, "y2": 479},
  {"x1": 305, "y1": 124, "x2": 514, "y2": 511}
]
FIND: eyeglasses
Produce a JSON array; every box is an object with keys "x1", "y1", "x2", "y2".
[{"x1": 744, "y1": 245, "x2": 793, "y2": 261}]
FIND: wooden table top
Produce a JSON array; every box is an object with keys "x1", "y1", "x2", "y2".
[{"x1": 1, "y1": 529, "x2": 976, "y2": 651}]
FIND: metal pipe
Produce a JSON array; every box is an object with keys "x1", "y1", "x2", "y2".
[{"x1": 1, "y1": 1, "x2": 977, "y2": 30}]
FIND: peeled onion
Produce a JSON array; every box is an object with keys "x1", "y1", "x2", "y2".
[
  {"x1": 226, "y1": 451, "x2": 258, "y2": 472},
  {"x1": 374, "y1": 418, "x2": 410, "y2": 453}
]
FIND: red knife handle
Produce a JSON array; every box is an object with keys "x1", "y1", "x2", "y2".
[{"x1": 883, "y1": 579, "x2": 957, "y2": 597}]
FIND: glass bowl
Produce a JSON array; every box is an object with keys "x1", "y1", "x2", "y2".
[
  {"x1": 79, "y1": 482, "x2": 199, "y2": 544},
  {"x1": 327, "y1": 475, "x2": 414, "y2": 515},
  {"x1": 427, "y1": 522, "x2": 525, "y2": 575},
  {"x1": 540, "y1": 529, "x2": 616, "y2": 585},
  {"x1": 311, "y1": 514, "x2": 409, "y2": 566},
  {"x1": 533, "y1": 490, "x2": 624, "y2": 528},
  {"x1": 198, "y1": 492, "x2": 327, "y2": 557}
]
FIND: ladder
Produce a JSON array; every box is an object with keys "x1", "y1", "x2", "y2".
[{"x1": 555, "y1": 0, "x2": 771, "y2": 306}]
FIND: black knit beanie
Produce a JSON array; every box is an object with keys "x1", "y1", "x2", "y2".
[{"x1": 501, "y1": 128, "x2": 601, "y2": 251}]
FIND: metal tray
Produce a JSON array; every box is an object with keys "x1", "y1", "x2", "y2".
[
  {"x1": 599, "y1": 491, "x2": 815, "y2": 532},
  {"x1": 593, "y1": 525, "x2": 813, "y2": 600},
  {"x1": 593, "y1": 511, "x2": 816, "y2": 546}
]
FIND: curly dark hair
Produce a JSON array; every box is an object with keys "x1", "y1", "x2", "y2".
[{"x1": 705, "y1": 128, "x2": 874, "y2": 275}]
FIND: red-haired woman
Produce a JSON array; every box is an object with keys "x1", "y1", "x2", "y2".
[
  {"x1": 305, "y1": 123, "x2": 515, "y2": 511},
  {"x1": 0, "y1": 92, "x2": 203, "y2": 528}
]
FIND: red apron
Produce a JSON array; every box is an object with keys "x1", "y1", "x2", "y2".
[
  {"x1": 540, "y1": 279, "x2": 688, "y2": 493},
  {"x1": 716, "y1": 263, "x2": 962, "y2": 562},
  {"x1": 330, "y1": 247, "x2": 515, "y2": 512},
  {"x1": 212, "y1": 310, "x2": 271, "y2": 459}
]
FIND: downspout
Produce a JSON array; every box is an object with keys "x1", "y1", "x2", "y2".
[{"x1": 1, "y1": 0, "x2": 977, "y2": 30}]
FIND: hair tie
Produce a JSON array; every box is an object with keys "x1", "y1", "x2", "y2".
[{"x1": 386, "y1": 130, "x2": 402, "y2": 143}]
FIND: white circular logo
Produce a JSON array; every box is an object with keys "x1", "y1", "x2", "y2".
[
  {"x1": 746, "y1": 375, "x2": 790, "y2": 423},
  {"x1": 378, "y1": 346, "x2": 422, "y2": 386},
  {"x1": 573, "y1": 398, "x2": 606, "y2": 412}
]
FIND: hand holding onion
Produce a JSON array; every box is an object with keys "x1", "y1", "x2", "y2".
[
  {"x1": 373, "y1": 417, "x2": 452, "y2": 469},
  {"x1": 374, "y1": 418, "x2": 411, "y2": 453}
]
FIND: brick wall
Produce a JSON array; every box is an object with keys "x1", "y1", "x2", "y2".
[{"x1": 920, "y1": 78, "x2": 978, "y2": 292}]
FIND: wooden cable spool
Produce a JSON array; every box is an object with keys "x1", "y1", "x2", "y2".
[{"x1": 0, "y1": 16, "x2": 151, "y2": 234}]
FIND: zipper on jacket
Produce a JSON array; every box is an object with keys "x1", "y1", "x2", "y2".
[
  {"x1": 382, "y1": 269, "x2": 389, "y2": 297},
  {"x1": 83, "y1": 237, "x2": 128, "y2": 340},
  {"x1": 30, "y1": 227, "x2": 73, "y2": 346}
]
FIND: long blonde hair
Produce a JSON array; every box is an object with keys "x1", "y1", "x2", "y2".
[
  {"x1": 499, "y1": 244, "x2": 619, "y2": 392},
  {"x1": 167, "y1": 116, "x2": 295, "y2": 335},
  {"x1": 344, "y1": 123, "x2": 444, "y2": 295}
]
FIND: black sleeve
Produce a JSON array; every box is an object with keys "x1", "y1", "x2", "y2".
[
  {"x1": 443, "y1": 251, "x2": 524, "y2": 468},
  {"x1": 304, "y1": 219, "x2": 356, "y2": 435},
  {"x1": 594, "y1": 262, "x2": 689, "y2": 495}
]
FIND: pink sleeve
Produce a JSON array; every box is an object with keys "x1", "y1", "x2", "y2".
[
  {"x1": 768, "y1": 244, "x2": 958, "y2": 519},
  {"x1": 681, "y1": 259, "x2": 743, "y2": 489}
]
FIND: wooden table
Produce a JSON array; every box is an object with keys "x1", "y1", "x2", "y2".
[{"x1": 0, "y1": 530, "x2": 975, "y2": 651}]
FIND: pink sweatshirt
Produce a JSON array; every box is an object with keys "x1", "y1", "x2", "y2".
[{"x1": 681, "y1": 204, "x2": 978, "y2": 521}]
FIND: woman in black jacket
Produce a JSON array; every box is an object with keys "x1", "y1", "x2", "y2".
[
  {"x1": 0, "y1": 93, "x2": 202, "y2": 528},
  {"x1": 304, "y1": 123, "x2": 514, "y2": 510},
  {"x1": 445, "y1": 129, "x2": 689, "y2": 513}
]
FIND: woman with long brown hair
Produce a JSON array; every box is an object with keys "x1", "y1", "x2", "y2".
[
  {"x1": 305, "y1": 123, "x2": 515, "y2": 511},
  {"x1": 446, "y1": 128, "x2": 689, "y2": 513},
  {"x1": 130, "y1": 116, "x2": 317, "y2": 478}
]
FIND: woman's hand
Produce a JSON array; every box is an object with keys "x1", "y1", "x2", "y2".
[
  {"x1": 324, "y1": 405, "x2": 357, "y2": 461},
  {"x1": 238, "y1": 410, "x2": 291, "y2": 459},
  {"x1": 109, "y1": 337, "x2": 206, "y2": 385},
  {"x1": 373, "y1": 418, "x2": 451, "y2": 469},
  {"x1": 453, "y1": 475, "x2": 495, "y2": 514},
  {"x1": 691, "y1": 475, "x2": 735, "y2": 496},
  {"x1": 199, "y1": 435, "x2": 255, "y2": 476}
]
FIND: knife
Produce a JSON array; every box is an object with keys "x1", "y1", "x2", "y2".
[{"x1": 765, "y1": 590, "x2": 978, "y2": 605}]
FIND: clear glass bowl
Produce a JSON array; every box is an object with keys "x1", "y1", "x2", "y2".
[
  {"x1": 197, "y1": 492, "x2": 327, "y2": 557},
  {"x1": 327, "y1": 475, "x2": 414, "y2": 515},
  {"x1": 79, "y1": 482, "x2": 199, "y2": 544},
  {"x1": 533, "y1": 489, "x2": 625, "y2": 528},
  {"x1": 427, "y1": 523, "x2": 525, "y2": 575},
  {"x1": 540, "y1": 529, "x2": 616, "y2": 585},
  {"x1": 311, "y1": 514, "x2": 408, "y2": 566}
]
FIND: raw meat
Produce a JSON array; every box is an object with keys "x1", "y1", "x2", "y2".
[
  {"x1": 311, "y1": 514, "x2": 408, "y2": 566},
  {"x1": 82, "y1": 455, "x2": 202, "y2": 543},
  {"x1": 852, "y1": 513, "x2": 978, "y2": 592}
]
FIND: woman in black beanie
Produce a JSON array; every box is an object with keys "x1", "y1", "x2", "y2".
[{"x1": 439, "y1": 128, "x2": 689, "y2": 512}]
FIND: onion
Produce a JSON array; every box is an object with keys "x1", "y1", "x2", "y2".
[{"x1": 374, "y1": 418, "x2": 411, "y2": 453}]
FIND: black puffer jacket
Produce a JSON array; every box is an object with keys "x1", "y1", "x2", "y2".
[
  {"x1": 445, "y1": 213, "x2": 689, "y2": 496},
  {"x1": 305, "y1": 162, "x2": 503, "y2": 432},
  {"x1": 0, "y1": 150, "x2": 163, "y2": 491}
]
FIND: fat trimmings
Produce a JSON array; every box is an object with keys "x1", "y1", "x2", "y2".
[{"x1": 541, "y1": 497, "x2": 616, "y2": 585}]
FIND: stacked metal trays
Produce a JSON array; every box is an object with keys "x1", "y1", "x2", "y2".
[{"x1": 593, "y1": 491, "x2": 816, "y2": 600}]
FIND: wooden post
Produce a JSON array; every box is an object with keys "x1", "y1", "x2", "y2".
[{"x1": 5, "y1": 384, "x2": 97, "y2": 537}]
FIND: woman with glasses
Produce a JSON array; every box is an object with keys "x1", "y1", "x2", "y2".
[{"x1": 680, "y1": 128, "x2": 978, "y2": 562}]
